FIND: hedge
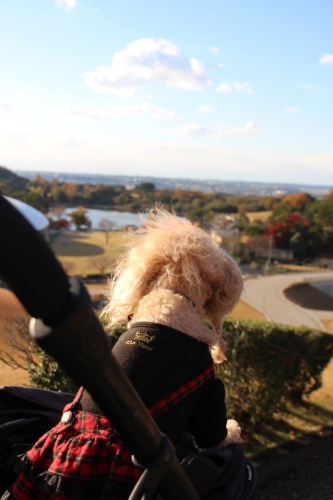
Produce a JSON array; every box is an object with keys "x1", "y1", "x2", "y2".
[{"x1": 218, "y1": 318, "x2": 333, "y2": 426}]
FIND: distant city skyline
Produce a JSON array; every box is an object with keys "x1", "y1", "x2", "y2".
[
  {"x1": 15, "y1": 170, "x2": 331, "y2": 198},
  {"x1": 1, "y1": 1, "x2": 333, "y2": 185}
]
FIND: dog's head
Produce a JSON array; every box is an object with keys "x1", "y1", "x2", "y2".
[{"x1": 105, "y1": 207, "x2": 243, "y2": 361}]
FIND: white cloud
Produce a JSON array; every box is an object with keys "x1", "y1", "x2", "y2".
[
  {"x1": 217, "y1": 63, "x2": 226, "y2": 68},
  {"x1": 233, "y1": 82, "x2": 252, "y2": 93},
  {"x1": 216, "y1": 83, "x2": 233, "y2": 93},
  {"x1": 0, "y1": 101, "x2": 12, "y2": 116},
  {"x1": 209, "y1": 47, "x2": 220, "y2": 54},
  {"x1": 55, "y1": 0, "x2": 78, "y2": 11},
  {"x1": 284, "y1": 106, "x2": 300, "y2": 113},
  {"x1": 196, "y1": 105, "x2": 216, "y2": 114},
  {"x1": 62, "y1": 137, "x2": 88, "y2": 149},
  {"x1": 319, "y1": 53, "x2": 333, "y2": 66},
  {"x1": 217, "y1": 81, "x2": 252, "y2": 94},
  {"x1": 84, "y1": 38, "x2": 211, "y2": 98},
  {"x1": 166, "y1": 123, "x2": 209, "y2": 137},
  {"x1": 305, "y1": 85, "x2": 323, "y2": 91},
  {"x1": 167, "y1": 121, "x2": 265, "y2": 137},
  {"x1": 58, "y1": 102, "x2": 178, "y2": 120},
  {"x1": 219, "y1": 122, "x2": 265, "y2": 137}
]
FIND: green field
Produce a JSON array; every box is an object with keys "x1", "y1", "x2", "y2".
[{"x1": 51, "y1": 230, "x2": 129, "y2": 276}]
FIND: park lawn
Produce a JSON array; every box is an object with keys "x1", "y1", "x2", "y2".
[
  {"x1": 227, "y1": 299, "x2": 266, "y2": 321},
  {"x1": 279, "y1": 264, "x2": 331, "y2": 272},
  {"x1": 244, "y1": 210, "x2": 272, "y2": 223},
  {"x1": 51, "y1": 230, "x2": 129, "y2": 277}
]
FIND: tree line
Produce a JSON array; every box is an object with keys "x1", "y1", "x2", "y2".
[{"x1": 1, "y1": 166, "x2": 332, "y2": 260}]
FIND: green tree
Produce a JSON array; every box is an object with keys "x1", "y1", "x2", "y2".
[
  {"x1": 68, "y1": 206, "x2": 91, "y2": 229},
  {"x1": 133, "y1": 182, "x2": 155, "y2": 194},
  {"x1": 270, "y1": 202, "x2": 293, "y2": 222}
]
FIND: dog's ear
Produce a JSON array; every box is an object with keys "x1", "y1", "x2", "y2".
[{"x1": 204, "y1": 254, "x2": 243, "y2": 334}]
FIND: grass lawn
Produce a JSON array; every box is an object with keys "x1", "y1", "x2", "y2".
[
  {"x1": 245, "y1": 211, "x2": 272, "y2": 223},
  {"x1": 279, "y1": 264, "x2": 331, "y2": 272},
  {"x1": 227, "y1": 299, "x2": 266, "y2": 322},
  {"x1": 51, "y1": 230, "x2": 129, "y2": 277}
]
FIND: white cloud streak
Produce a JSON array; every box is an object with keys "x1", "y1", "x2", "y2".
[
  {"x1": 55, "y1": 0, "x2": 78, "y2": 11},
  {"x1": 0, "y1": 101, "x2": 12, "y2": 116},
  {"x1": 58, "y1": 102, "x2": 179, "y2": 120},
  {"x1": 284, "y1": 106, "x2": 300, "y2": 113},
  {"x1": 221, "y1": 122, "x2": 265, "y2": 137},
  {"x1": 319, "y1": 53, "x2": 333, "y2": 66},
  {"x1": 166, "y1": 123, "x2": 209, "y2": 137},
  {"x1": 217, "y1": 81, "x2": 253, "y2": 94},
  {"x1": 84, "y1": 38, "x2": 211, "y2": 98},
  {"x1": 209, "y1": 47, "x2": 220, "y2": 53},
  {"x1": 196, "y1": 105, "x2": 216, "y2": 114},
  {"x1": 217, "y1": 83, "x2": 233, "y2": 93},
  {"x1": 167, "y1": 121, "x2": 265, "y2": 137}
]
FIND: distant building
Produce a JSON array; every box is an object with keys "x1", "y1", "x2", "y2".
[
  {"x1": 254, "y1": 247, "x2": 294, "y2": 262},
  {"x1": 209, "y1": 215, "x2": 241, "y2": 253},
  {"x1": 242, "y1": 234, "x2": 294, "y2": 262}
]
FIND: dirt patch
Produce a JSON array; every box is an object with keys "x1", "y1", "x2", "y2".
[
  {"x1": 0, "y1": 289, "x2": 27, "y2": 347},
  {"x1": 0, "y1": 288, "x2": 30, "y2": 385},
  {"x1": 321, "y1": 319, "x2": 333, "y2": 334},
  {"x1": 0, "y1": 363, "x2": 29, "y2": 386},
  {"x1": 283, "y1": 283, "x2": 333, "y2": 311}
]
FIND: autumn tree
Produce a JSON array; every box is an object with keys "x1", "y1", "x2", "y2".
[
  {"x1": 281, "y1": 192, "x2": 314, "y2": 212},
  {"x1": 68, "y1": 206, "x2": 91, "y2": 230}
]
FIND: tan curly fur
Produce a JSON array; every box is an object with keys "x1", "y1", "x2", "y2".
[{"x1": 103, "y1": 207, "x2": 243, "y2": 363}]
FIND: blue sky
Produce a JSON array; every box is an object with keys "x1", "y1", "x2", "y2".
[{"x1": 0, "y1": 0, "x2": 332, "y2": 185}]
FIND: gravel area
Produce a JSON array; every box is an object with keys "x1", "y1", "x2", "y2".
[{"x1": 256, "y1": 446, "x2": 333, "y2": 499}]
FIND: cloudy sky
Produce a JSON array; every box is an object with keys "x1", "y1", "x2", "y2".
[{"x1": 1, "y1": 0, "x2": 332, "y2": 185}]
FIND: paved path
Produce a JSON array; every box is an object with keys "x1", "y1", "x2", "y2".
[{"x1": 242, "y1": 272, "x2": 333, "y2": 329}]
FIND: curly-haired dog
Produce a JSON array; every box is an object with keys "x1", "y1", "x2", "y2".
[{"x1": 2, "y1": 208, "x2": 243, "y2": 500}]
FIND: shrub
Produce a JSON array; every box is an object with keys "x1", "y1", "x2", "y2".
[
  {"x1": 28, "y1": 348, "x2": 78, "y2": 393},
  {"x1": 217, "y1": 318, "x2": 333, "y2": 427}
]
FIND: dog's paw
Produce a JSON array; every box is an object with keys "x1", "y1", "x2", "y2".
[{"x1": 220, "y1": 419, "x2": 241, "y2": 447}]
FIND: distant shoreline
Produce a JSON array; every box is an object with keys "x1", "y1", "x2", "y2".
[{"x1": 13, "y1": 170, "x2": 331, "y2": 198}]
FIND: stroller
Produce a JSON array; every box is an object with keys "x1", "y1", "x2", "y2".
[{"x1": 0, "y1": 195, "x2": 256, "y2": 500}]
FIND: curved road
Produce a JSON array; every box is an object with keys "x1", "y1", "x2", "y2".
[{"x1": 242, "y1": 272, "x2": 333, "y2": 329}]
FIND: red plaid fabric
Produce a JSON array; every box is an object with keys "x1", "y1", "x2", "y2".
[
  {"x1": 8, "y1": 363, "x2": 215, "y2": 500},
  {"x1": 148, "y1": 363, "x2": 214, "y2": 419}
]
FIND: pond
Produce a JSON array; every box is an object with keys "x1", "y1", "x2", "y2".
[{"x1": 66, "y1": 208, "x2": 145, "y2": 230}]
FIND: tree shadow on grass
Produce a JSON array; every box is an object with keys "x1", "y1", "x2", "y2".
[
  {"x1": 54, "y1": 242, "x2": 105, "y2": 257},
  {"x1": 243, "y1": 399, "x2": 333, "y2": 456}
]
